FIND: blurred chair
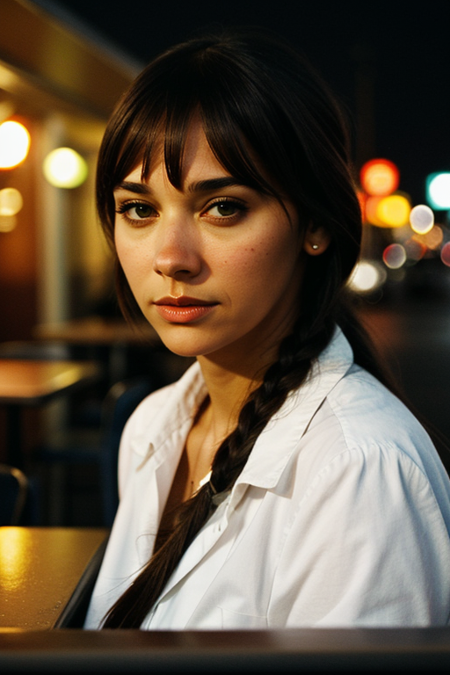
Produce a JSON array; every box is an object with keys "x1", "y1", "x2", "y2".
[
  {"x1": 0, "y1": 463, "x2": 30, "y2": 525},
  {"x1": 54, "y1": 532, "x2": 110, "y2": 628},
  {"x1": 0, "y1": 340, "x2": 72, "y2": 360},
  {"x1": 35, "y1": 376, "x2": 155, "y2": 527}
]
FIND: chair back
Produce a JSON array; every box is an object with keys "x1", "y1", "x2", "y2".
[
  {"x1": 0, "y1": 464, "x2": 29, "y2": 525},
  {"x1": 99, "y1": 377, "x2": 155, "y2": 526},
  {"x1": 0, "y1": 340, "x2": 72, "y2": 360}
]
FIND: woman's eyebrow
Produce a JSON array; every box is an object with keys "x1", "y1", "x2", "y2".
[
  {"x1": 114, "y1": 177, "x2": 246, "y2": 195},
  {"x1": 188, "y1": 177, "x2": 246, "y2": 192},
  {"x1": 114, "y1": 181, "x2": 151, "y2": 194}
]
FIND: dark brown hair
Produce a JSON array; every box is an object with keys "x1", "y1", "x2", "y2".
[{"x1": 96, "y1": 27, "x2": 385, "y2": 627}]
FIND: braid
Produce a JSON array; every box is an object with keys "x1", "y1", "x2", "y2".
[
  {"x1": 101, "y1": 314, "x2": 335, "y2": 628},
  {"x1": 102, "y1": 484, "x2": 213, "y2": 627},
  {"x1": 211, "y1": 318, "x2": 334, "y2": 494}
]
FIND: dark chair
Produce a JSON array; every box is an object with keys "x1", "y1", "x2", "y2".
[
  {"x1": 54, "y1": 533, "x2": 110, "y2": 628},
  {"x1": 0, "y1": 340, "x2": 72, "y2": 360},
  {"x1": 0, "y1": 463, "x2": 30, "y2": 525},
  {"x1": 35, "y1": 376, "x2": 155, "y2": 527}
]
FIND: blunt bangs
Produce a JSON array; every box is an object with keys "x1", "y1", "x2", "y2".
[
  {"x1": 122, "y1": 51, "x2": 288, "y2": 201},
  {"x1": 99, "y1": 32, "x2": 315, "y2": 237}
]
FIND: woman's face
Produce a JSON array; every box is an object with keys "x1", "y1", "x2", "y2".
[{"x1": 113, "y1": 120, "x2": 306, "y2": 370}]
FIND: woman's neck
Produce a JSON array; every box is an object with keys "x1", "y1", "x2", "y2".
[{"x1": 196, "y1": 354, "x2": 261, "y2": 439}]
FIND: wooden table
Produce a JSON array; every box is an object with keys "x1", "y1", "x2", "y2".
[
  {"x1": 0, "y1": 359, "x2": 100, "y2": 468},
  {"x1": 0, "y1": 526, "x2": 108, "y2": 630},
  {"x1": 1, "y1": 528, "x2": 450, "y2": 672}
]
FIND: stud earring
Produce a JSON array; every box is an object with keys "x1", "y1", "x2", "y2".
[{"x1": 311, "y1": 243, "x2": 319, "y2": 250}]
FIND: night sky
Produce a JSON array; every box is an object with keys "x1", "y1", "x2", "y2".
[{"x1": 43, "y1": 0, "x2": 449, "y2": 207}]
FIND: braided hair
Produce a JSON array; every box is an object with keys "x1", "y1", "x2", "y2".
[{"x1": 96, "y1": 27, "x2": 389, "y2": 627}]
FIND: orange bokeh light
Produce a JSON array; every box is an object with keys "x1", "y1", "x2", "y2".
[{"x1": 360, "y1": 158, "x2": 400, "y2": 197}]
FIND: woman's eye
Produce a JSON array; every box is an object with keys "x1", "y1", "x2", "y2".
[
  {"x1": 135, "y1": 204, "x2": 154, "y2": 218},
  {"x1": 206, "y1": 200, "x2": 246, "y2": 219},
  {"x1": 117, "y1": 202, "x2": 155, "y2": 220}
]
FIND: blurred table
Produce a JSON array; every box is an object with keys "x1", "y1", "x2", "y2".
[
  {"x1": 0, "y1": 359, "x2": 100, "y2": 468},
  {"x1": 34, "y1": 317, "x2": 159, "y2": 345},
  {"x1": 1, "y1": 626, "x2": 450, "y2": 672},
  {"x1": 34, "y1": 317, "x2": 160, "y2": 383},
  {"x1": 0, "y1": 526, "x2": 108, "y2": 630}
]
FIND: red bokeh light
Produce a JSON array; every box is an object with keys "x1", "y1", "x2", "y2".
[{"x1": 360, "y1": 158, "x2": 400, "y2": 197}]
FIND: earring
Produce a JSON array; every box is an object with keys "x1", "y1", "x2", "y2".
[{"x1": 311, "y1": 243, "x2": 319, "y2": 250}]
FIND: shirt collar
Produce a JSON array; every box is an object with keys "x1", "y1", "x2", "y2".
[
  {"x1": 131, "y1": 326, "x2": 353, "y2": 489},
  {"x1": 235, "y1": 325, "x2": 354, "y2": 490},
  {"x1": 130, "y1": 362, "x2": 206, "y2": 461}
]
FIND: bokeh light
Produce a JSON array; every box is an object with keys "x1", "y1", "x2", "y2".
[
  {"x1": 376, "y1": 193, "x2": 411, "y2": 227},
  {"x1": 0, "y1": 187, "x2": 23, "y2": 216},
  {"x1": 348, "y1": 260, "x2": 386, "y2": 293},
  {"x1": 43, "y1": 147, "x2": 88, "y2": 188},
  {"x1": 365, "y1": 196, "x2": 384, "y2": 226},
  {"x1": 0, "y1": 215, "x2": 17, "y2": 232},
  {"x1": 404, "y1": 237, "x2": 426, "y2": 262},
  {"x1": 0, "y1": 120, "x2": 31, "y2": 169},
  {"x1": 383, "y1": 243, "x2": 407, "y2": 269},
  {"x1": 414, "y1": 226, "x2": 443, "y2": 251},
  {"x1": 410, "y1": 204, "x2": 434, "y2": 233},
  {"x1": 440, "y1": 242, "x2": 450, "y2": 267},
  {"x1": 426, "y1": 173, "x2": 450, "y2": 210},
  {"x1": 360, "y1": 158, "x2": 399, "y2": 197}
]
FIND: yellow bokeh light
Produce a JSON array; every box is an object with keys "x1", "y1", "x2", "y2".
[
  {"x1": 0, "y1": 120, "x2": 31, "y2": 169},
  {"x1": 0, "y1": 187, "x2": 23, "y2": 216},
  {"x1": 376, "y1": 194, "x2": 411, "y2": 228},
  {"x1": 0, "y1": 215, "x2": 17, "y2": 232},
  {"x1": 43, "y1": 147, "x2": 88, "y2": 188}
]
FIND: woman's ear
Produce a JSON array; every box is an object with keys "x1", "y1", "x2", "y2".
[{"x1": 303, "y1": 222, "x2": 331, "y2": 256}]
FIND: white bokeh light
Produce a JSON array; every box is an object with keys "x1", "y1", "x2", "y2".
[
  {"x1": 0, "y1": 120, "x2": 31, "y2": 169},
  {"x1": 348, "y1": 261, "x2": 386, "y2": 293},
  {"x1": 410, "y1": 204, "x2": 434, "y2": 234},
  {"x1": 427, "y1": 173, "x2": 450, "y2": 210}
]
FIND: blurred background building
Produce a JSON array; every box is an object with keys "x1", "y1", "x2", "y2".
[{"x1": 0, "y1": 0, "x2": 140, "y2": 341}]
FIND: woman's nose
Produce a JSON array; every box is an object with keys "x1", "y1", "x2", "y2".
[{"x1": 153, "y1": 220, "x2": 202, "y2": 279}]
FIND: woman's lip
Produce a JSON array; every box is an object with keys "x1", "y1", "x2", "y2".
[
  {"x1": 154, "y1": 302, "x2": 217, "y2": 324},
  {"x1": 154, "y1": 296, "x2": 214, "y2": 307}
]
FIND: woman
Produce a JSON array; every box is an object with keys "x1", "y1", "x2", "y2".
[{"x1": 84, "y1": 27, "x2": 450, "y2": 629}]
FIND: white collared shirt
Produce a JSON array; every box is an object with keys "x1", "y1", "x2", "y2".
[{"x1": 84, "y1": 328, "x2": 450, "y2": 629}]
